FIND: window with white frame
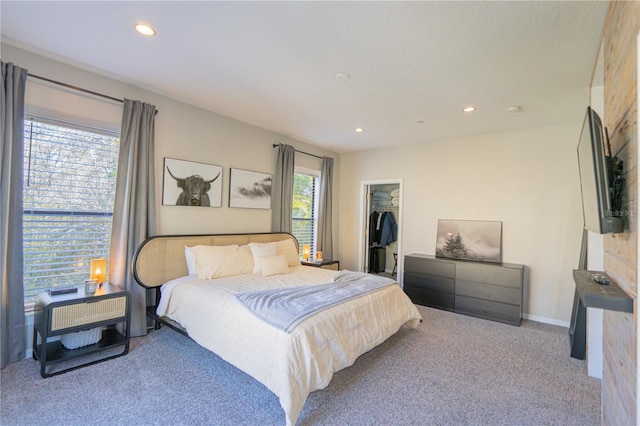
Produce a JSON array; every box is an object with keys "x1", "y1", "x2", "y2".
[
  {"x1": 291, "y1": 168, "x2": 320, "y2": 257},
  {"x1": 22, "y1": 117, "x2": 119, "y2": 309}
]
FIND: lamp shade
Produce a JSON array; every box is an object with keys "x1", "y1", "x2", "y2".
[
  {"x1": 302, "y1": 244, "x2": 311, "y2": 260},
  {"x1": 90, "y1": 258, "x2": 107, "y2": 284}
]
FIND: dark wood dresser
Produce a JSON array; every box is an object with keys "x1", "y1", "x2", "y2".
[{"x1": 404, "y1": 254, "x2": 524, "y2": 326}]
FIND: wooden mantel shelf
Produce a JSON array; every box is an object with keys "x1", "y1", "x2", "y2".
[
  {"x1": 572, "y1": 269, "x2": 633, "y2": 313},
  {"x1": 569, "y1": 269, "x2": 633, "y2": 360}
]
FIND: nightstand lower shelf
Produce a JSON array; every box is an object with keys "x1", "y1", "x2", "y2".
[{"x1": 33, "y1": 328, "x2": 129, "y2": 377}]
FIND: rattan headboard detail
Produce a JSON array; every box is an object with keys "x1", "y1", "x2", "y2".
[{"x1": 133, "y1": 232, "x2": 298, "y2": 288}]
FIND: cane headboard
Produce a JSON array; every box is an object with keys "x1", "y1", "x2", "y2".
[{"x1": 133, "y1": 232, "x2": 299, "y2": 288}]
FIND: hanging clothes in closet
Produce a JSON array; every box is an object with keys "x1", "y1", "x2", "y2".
[
  {"x1": 379, "y1": 212, "x2": 397, "y2": 247},
  {"x1": 368, "y1": 209, "x2": 397, "y2": 273}
]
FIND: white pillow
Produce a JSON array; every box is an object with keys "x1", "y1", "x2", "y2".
[
  {"x1": 184, "y1": 246, "x2": 197, "y2": 276},
  {"x1": 192, "y1": 244, "x2": 254, "y2": 280},
  {"x1": 275, "y1": 238, "x2": 302, "y2": 267},
  {"x1": 249, "y1": 242, "x2": 277, "y2": 274},
  {"x1": 260, "y1": 255, "x2": 290, "y2": 277}
]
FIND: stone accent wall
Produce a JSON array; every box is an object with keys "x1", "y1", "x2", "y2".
[{"x1": 602, "y1": 2, "x2": 639, "y2": 425}]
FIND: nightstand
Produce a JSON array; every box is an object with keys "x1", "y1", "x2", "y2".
[
  {"x1": 301, "y1": 259, "x2": 340, "y2": 270},
  {"x1": 32, "y1": 283, "x2": 131, "y2": 378}
]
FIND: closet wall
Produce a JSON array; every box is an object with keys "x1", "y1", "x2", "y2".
[{"x1": 367, "y1": 183, "x2": 400, "y2": 275}]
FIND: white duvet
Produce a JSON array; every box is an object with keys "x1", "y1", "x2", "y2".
[{"x1": 158, "y1": 266, "x2": 422, "y2": 425}]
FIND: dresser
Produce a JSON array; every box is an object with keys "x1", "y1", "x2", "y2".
[{"x1": 404, "y1": 254, "x2": 524, "y2": 326}]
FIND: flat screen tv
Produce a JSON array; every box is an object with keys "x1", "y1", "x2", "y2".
[{"x1": 576, "y1": 106, "x2": 623, "y2": 234}]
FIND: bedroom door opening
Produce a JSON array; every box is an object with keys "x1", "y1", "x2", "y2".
[{"x1": 360, "y1": 180, "x2": 403, "y2": 283}]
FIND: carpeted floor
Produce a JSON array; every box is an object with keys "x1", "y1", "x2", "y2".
[{"x1": 1, "y1": 305, "x2": 600, "y2": 425}]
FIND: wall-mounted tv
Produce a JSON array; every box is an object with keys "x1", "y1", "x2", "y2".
[{"x1": 576, "y1": 106, "x2": 624, "y2": 234}]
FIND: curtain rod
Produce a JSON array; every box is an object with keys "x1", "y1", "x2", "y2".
[
  {"x1": 27, "y1": 73, "x2": 159, "y2": 115},
  {"x1": 28, "y1": 73, "x2": 123, "y2": 103},
  {"x1": 272, "y1": 144, "x2": 324, "y2": 159}
]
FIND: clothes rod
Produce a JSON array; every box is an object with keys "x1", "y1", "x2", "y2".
[
  {"x1": 272, "y1": 144, "x2": 324, "y2": 159},
  {"x1": 28, "y1": 73, "x2": 159, "y2": 114}
]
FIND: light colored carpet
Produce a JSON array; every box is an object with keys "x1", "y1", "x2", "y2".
[{"x1": 1, "y1": 305, "x2": 600, "y2": 425}]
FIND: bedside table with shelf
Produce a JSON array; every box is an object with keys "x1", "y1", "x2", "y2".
[
  {"x1": 32, "y1": 283, "x2": 131, "y2": 378},
  {"x1": 301, "y1": 259, "x2": 340, "y2": 270}
]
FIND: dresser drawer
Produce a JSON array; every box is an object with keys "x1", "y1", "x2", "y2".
[
  {"x1": 456, "y1": 262, "x2": 522, "y2": 288},
  {"x1": 404, "y1": 285, "x2": 455, "y2": 311},
  {"x1": 404, "y1": 256, "x2": 455, "y2": 278},
  {"x1": 455, "y1": 280, "x2": 521, "y2": 305},
  {"x1": 404, "y1": 271, "x2": 454, "y2": 293},
  {"x1": 455, "y1": 295, "x2": 521, "y2": 325}
]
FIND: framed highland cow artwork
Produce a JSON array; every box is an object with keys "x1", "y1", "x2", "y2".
[
  {"x1": 435, "y1": 219, "x2": 502, "y2": 263},
  {"x1": 229, "y1": 168, "x2": 272, "y2": 209},
  {"x1": 162, "y1": 157, "x2": 223, "y2": 207}
]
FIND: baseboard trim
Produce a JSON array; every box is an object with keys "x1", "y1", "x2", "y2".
[{"x1": 523, "y1": 313, "x2": 569, "y2": 328}]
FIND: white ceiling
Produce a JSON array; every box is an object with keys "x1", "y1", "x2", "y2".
[{"x1": 1, "y1": 1, "x2": 608, "y2": 153}]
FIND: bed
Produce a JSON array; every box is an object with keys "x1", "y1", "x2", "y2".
[{"x1": 133, "y1": 232, "x2": 422, "y2": 425}]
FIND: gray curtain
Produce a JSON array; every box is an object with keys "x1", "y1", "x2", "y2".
[
  {"x1": 271, "y1": 143, "x2": 295, "y2": 233},
  {"x1": 0, "y1": 62, "x2": 28, "y2": 369},
  {"x1": 109, "y1": 99, "x2": 156, "y2": 337},
  {"x1": 317, "y1": 156, "x2": 334, "y2": 259}
]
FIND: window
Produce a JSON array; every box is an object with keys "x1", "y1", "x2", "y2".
[
  {"x1": 22, "y1": 118, "x2": 119, "y2": 309},
  {"x1": 292, "y1": 169, "x2": 320, "y2": 256}
]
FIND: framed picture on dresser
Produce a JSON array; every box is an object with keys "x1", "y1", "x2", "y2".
[{"x1": 435, "y1": 219, "x2": 502, "y2": 263}]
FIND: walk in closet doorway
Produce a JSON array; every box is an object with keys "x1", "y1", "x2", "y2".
[{"x1": 360, "y1": 180, "x2": 403, "y2": 284}]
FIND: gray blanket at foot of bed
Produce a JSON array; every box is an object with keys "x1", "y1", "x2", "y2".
[{"x1": 235, "y1": 271, "x2": 396, "y2": 332}]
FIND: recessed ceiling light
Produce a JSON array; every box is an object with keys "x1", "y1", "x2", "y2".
[
  {"x1": 335, "y1": 72, "x2": 350, "y2": 81},
  {"x1": 463, "y1": 106, "x2": 476, "y2": 113},
  {"x1": 507, "y1": 106, "x2": 522, "y2": 113},
  {"x1": 354, "y1": 128, "x2": 364, "y2": 133},
  {"x1": 134, "y1": 23, "x2": 156, "y2": 37}
]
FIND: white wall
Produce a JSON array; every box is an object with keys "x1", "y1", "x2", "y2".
[
  {"x1": 2, "y1": 44, "x2": 340, "y2": 237},
  {"x1": 338, "y1": 123, "x2": 585, "y2": 324}
]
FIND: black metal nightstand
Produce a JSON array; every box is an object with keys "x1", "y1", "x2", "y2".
[
  {"x1": 32, "y1": 283, "x2": 131, "y2": 378},
  {"x1": 301, "y1": 259, "x2": 340, "y2": 270}
]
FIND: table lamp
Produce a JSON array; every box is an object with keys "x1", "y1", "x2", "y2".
[
  {"x1": 90, "y1": 258, "x2": 107, "y2": 284},
  {"x1": 302, "y1": 244, "x2": 311, "y2": 260}
]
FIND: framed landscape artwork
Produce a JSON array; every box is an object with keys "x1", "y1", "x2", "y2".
[
  {"x1": 229, "y1": 168, "x2": 272, "y2": 209},
  {"x1": 162, "y1": 157, "x2": 223, "y2": 207},
  {"x1": 435, "y1": 219, "x2": 502, "y2": 263}
]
